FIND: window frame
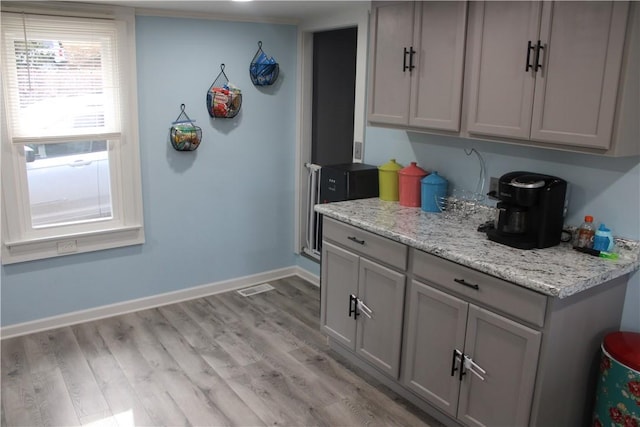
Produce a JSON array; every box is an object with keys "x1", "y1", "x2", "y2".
[{"x1": 1, "y1": 2, "x2": 144, "y2": 264}]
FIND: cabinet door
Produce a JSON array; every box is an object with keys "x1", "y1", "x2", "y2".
[
  {"x1": 402, "y1": 281, "x2": 468, "y2": 417},
  {"x1": 466, "y1": 1, "x2": 542, "y2": 139},
  {"x1": 368, "y1": 2, "x2": 415, "y2": 125},
  {"x1": 530, "y1": 1, "x2": 628, "y2": 148},
  {"x1": 320, "y1": 241, "x2": 359, "y2": 349},
  {"x1": 457, "y1": 305, "x2": 541, "y2": 427},
  {"x1": 409, "y1": 1, "x2": 467, "y2": 131},
  {"x1": 355, "y1": 257, "x2": 406, "y2": 378}
]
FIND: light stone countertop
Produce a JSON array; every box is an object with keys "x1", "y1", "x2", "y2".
[{"x1": 314, "y1": 198, "x2": 640, "y2": 298}]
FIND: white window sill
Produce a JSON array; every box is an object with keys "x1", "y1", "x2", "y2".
[{"x1": 2, "y1": 225, "x2": 144, "y2": 264}]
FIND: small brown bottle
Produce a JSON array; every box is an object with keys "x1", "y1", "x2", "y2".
[{"x1": 575, "y1": 215, "x2": 595, "y2": 248}]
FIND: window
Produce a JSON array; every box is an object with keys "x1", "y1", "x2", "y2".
[
  {"x1": 26, "y1": 140, "x2": 112, "y2": 228},
  {"x1": 1, "y1": 4, "x2": 144, "y2": 264}
]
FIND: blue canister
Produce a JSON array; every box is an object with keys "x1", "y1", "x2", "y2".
[
  {"x1": 421, "y1": 172, "x2": 448, "y2": 212},
  {"x1": 593, "y1": 223, "x2": 614, "y2": 252}
]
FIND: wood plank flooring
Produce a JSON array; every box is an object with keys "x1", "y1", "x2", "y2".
[{"x1": 1, "y1": 276, "x2": 443, "y2": 426}]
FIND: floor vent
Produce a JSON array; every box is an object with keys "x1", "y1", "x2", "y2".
[{"x1": 237, "y1": 283, "x2": 275, "y2": 297}]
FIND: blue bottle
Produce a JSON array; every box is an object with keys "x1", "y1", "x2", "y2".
[{"x1": 592, "y1": 224, "x2": 614, "y2": 252}]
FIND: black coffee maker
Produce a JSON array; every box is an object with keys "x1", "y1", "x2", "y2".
[{"x1": 486, "y1": 171, "x2": 567, "y2": 250}]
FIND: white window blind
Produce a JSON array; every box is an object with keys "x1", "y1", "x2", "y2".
[
  {"x1": 1, "y1": 5, "x2": 144, "y2": 264},
  {"x1": 2, "y1": 13, "x2": 122, "y2": 142}
]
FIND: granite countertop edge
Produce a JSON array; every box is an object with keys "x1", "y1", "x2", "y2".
[{"x1": 315, "y1": 200, "x2": 640, "y2": 299}]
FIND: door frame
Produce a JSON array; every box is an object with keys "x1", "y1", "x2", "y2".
[{"x1": 294, "y1": 4, "x2": 370, "y2": 255}]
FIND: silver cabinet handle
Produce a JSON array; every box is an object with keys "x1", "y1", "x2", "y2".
[
  {"x1": 356, "y1": 298, "x2": 373, "y2": 318},
  {"x1": 463, "y1": 355, "x2": 486, "y2": 381}
]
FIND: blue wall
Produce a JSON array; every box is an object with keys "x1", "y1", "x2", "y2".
[
  {"x1": 1, "y1": 16, "x2": 298, "y2": 326},
  {"x1": 2, "y1": 13, "x2": 637, "y2": 333},
  {"x1": 361, "y1": 127, "x2": 640, "y2": 331}
]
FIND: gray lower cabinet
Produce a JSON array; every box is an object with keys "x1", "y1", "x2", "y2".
[
  {"x1": 403, "y1": 280, "x2": 468, "y2": 416},
  {"x1": 321, "y1": 240, "x2": 406, "y2": 378},
  {"x1": 458, "y1": 305, "x2": 540, "y2": 427},
  {"x1": 320, "y1": 241, "x2": 358, "y2": 347},
  {"x1": 320, "y1": 217, "x2": 629, "y2": 426},
  {"x1": 403, "y1": 280, "x2": 541, "y2": 426}
]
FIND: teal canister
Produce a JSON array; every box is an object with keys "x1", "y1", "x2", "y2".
[{"x1": 421, "y1": 172, "x2": 448, "y2": 212}]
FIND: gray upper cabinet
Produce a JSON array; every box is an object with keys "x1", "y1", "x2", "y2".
[
  {"x1": 367, "y1": 2, "x2": 414, "y2": 125},
  {"x1": 466, "y1": 1, "x2": 541, "y2": 140},
  {"x1": 368, "y1": 1, "x2": 467, "y2": 131},
  {"x1": 530, "y1": 2, "x2": 629, "y2": 148},
  {"x1": 466, "y1": 1, "x2": 629, "y2": 149}
]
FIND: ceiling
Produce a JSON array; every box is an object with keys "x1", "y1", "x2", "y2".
[{"x1": 92, "y1": 0, "x2": 370, "y2": 23}]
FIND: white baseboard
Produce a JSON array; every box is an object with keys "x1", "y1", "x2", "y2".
[
  {"x1": 1, "y1": 266, "x2": 319, "y2": 340},
  {"x1": 296, "y1": 265, "x2": 319, "y2": 287}
]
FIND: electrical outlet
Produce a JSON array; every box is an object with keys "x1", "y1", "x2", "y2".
[
  {"x1": 353, "y1": 141, "x2": 363, "y2": 161},
  {"x1": 57, "y1": 239, "x2": 77, "y2": 254},
  {"x1": 489, "y1": 177, "x2": 499, "y2": 198}
]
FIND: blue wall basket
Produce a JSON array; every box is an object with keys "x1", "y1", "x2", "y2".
[{"x1": 249, "y1": 41, "x2": 279, "y2": 86}]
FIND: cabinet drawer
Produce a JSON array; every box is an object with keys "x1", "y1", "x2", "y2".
[
  {"x1": 323, "y1": 217, "x2": 407, "y2": 270},
  {"x1": 412, "y1": 249, "x2": 547, "y2": 327}
]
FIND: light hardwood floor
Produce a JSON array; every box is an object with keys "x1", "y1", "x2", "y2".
[{"x1": 1, "y1": 276, "x2": 443, "y2": 427}]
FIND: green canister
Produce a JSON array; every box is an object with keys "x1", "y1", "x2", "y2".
[{"x1": 378, "y1": 159, "x2": 403, "y2": 201}]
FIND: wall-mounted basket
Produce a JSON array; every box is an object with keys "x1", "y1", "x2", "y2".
[
  {"x1": 170, "y1": 104, "x2": 202, "y2": 151},
  {"x1": 206, "y1": 64, "x2": 242, "y2": 118},
  {"x1": 249, "y1": 41, "x2": 279, "y2": 86}
]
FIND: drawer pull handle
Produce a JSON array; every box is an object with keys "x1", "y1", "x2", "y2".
[
  {"x1": 454, "y1": 278, "x2": 479, "y2": 290},
  {"x1": 347, "y1": 236, "x2": 365, "y2": 245}
]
